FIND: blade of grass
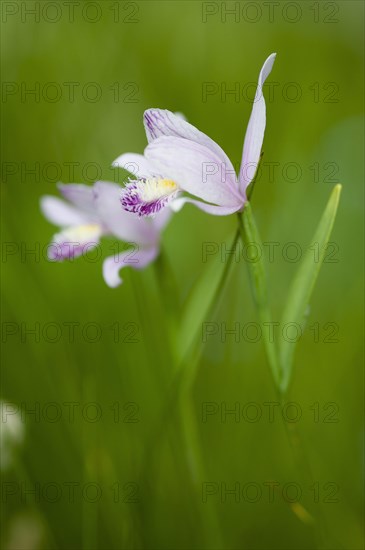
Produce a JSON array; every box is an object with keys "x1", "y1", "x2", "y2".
[
  {"x1": 279, "y1": 184, "x2": 342, "y2": 393},
  {"x1": 177, "y1": 228, "x2": 239, "y2": 362}
]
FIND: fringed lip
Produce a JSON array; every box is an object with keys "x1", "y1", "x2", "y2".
[{"x1": 121, "y1": 177, "x2": 179, "y2": 218}]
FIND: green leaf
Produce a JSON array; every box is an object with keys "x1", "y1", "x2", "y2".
[
  {"x1": 177, "y1": 229, "x2": 239, "y2": 361},
  {"x1": 279, "y1": 184, "x2": 342, "y2": 393},
  {"x1": 238, "y1": 204, "x2": 281, "y2": 388}
]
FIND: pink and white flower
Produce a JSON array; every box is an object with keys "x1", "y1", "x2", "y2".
[
  {"x1": 115, "y1": 53, "x2": 276, "y2": 217},
  {"x1": 40, "y1": 181, "x2": 170, "y2": 287}
]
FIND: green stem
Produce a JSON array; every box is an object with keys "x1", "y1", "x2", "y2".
[
  {"x1": 177, "y1": 227, "x2": 240, "y2": 385},
  {"x1": 246, "y1": 150, "x2": 264, "y2": 202},
  {"x1": 237, "y1": 205, "x2": 281, "y2": 388},
  {"x1": 153, "y1": 228, "x2": 241, "y2": 415}
]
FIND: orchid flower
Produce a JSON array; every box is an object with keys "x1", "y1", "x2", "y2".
[
  {"x1": 114, "y1": 53, "x2": 276, "y2": 217},
  {"x1": 40, "y1": 181, "x2": 170, "y2": 287}
]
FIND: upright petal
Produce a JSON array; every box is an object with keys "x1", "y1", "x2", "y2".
[
  {"x1": 239, "y1": 53, "x2": 276, "y2": 195},
  {"x1": 102, "y1": 245, "x2": 159, "y2": 288},
  {"x1": 145, "y1": 136, "x2": 243, "y2": 207},
  {"x1": 112, "y1": 153, "x2": 157, "y2": 178},
  {"x1": 40, "y1": 196, "x2": 89, "y2": 227},
  {"x1": 143, "y1": 109, "x2": 234, "y2": 173},
  {"x1": 93, "y1": 181, "x2": 158, "y2": 245}
]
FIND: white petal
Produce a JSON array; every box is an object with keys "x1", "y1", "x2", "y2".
[
  {"x1": 151, "y1": 206, "x2": 173, "y2": 230},
  {"x1": 145, "y1": 136, "x2": 243, "y2": 207},
  {"x1": 102, "y1": 246, "x2": 159, "y2": 288},
  {"x1": 239, "y1": 53, "x2": 276, "y2": 195},
  {"x1": 93, "y1": 181, "x2": 158, "y2": 245},
  {"x1": 143, "y1": 109, "x2": 234, "y2": 171},
  {"x1": 112, "y1": 153, "x2": 157, "y2": 178},
  {"x1": 40, "y1": 196, "x2": 88, "y2": 227},
  {"x1": 171, "y1": 197, "x2": 240, "y2": 216},
  {"x1": 58, "y1": 183, "x2": 96, "y2": 215}
]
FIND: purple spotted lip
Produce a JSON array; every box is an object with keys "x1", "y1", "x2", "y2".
[{"x1": 121, "y1": 177, "x2": 179, "y2": 218}]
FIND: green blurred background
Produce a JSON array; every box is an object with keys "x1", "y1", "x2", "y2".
[{"x1": 1, "y1": 1, "x2": 364, "y2": 549}]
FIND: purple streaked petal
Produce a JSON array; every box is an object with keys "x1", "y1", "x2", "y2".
[
  {"x1": 145, "y1": 136, "x2": 243, "y2": 207},
  {"x1": 47, "y1": 225, "x2": 101, "y2": 261},
  {"x1": 171, "y1": 197, "x2": 241, "y2": 216},
  {"x1": 40, "y1": 196, "x2": 89, "y2": 227},
  {"x1": 48, "y1": 241, "x2": 98, "y2": 261},
  {"x1": 102, "y1": 245, "x2": 159, "y2": 288},
  {"x1": 239, "y1": 53, "x2": 276, "y2": 196},
  {"x1": 112, "y1": 153, "x2": 157, "y2": 178},
  {"x1": 93, "y1": 181, "x2": 158, "y2": 245},
  {"x1": 143, "y1": 109, "x2": 234, "y2": 171}
]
